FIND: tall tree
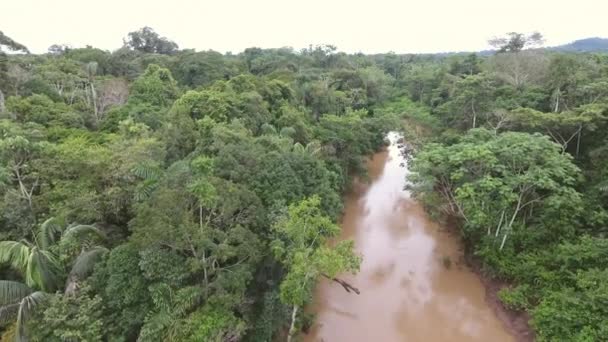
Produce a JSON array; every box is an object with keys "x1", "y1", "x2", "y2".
[
  {"x1": 271, "y1": 196, "x2": 360, "y2": 342},
  {"x1": 124, "y1": 27, "x2": 178, "y2": 54},
  {"x1": 0, "y1": 218, "x2": 106, "y2": 341},
  {"x1": 0, "y1": 31, "x2": 29, "y2": 54},
  {"x1": 489, "y1": 32, "x2": 544, "y2": 53}
]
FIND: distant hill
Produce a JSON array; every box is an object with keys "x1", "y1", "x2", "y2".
[
  {"x1": 550, "y1": 37, "x2": 608, "y2": 52},
  {"x1": 426, "y1": 37, "x2": 608, "y2": 57}
]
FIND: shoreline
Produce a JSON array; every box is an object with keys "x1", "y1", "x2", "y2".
[
  {"x1": 401, "y1": 121, "x2": 535, "y2": 342},
  {"x1": 449, "y1": 223, "x2": 535, "y2": 342},
  {"x1": 465, "y1": 255, "x2": 535, "y2": 342}
]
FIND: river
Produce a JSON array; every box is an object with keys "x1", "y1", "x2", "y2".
[{"x1": 303, "y1": 132, "x2": 515, "y2": 342}]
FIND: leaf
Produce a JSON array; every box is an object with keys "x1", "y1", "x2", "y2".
[
  {"x1": 37, "y1": 217, "x2": 62, "y2": 250},
  {"x1": 69, "y1": 246, "x2": 108, "y2": 280},
  {"x1": 25, "y1": 248, "x2": 60, "y2": 291},
  {"x1": 15, "y1": 291, "x2": 47, "y2": 342},
  {"x1": 0, "y1": 241, "x2": 30, "y2": 273},
  {"x1": 133, "y1": 163, "x2": 162, "y2": 181},
  {"x1": 62, "y1": 224, "x2": 106, "y2": 242},
  {"x1": 0, "y1": 281, "x2": 32, "y2": 306}
]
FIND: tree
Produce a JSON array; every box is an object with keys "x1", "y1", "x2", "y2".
[
  {"x1": 124, "y1": 27, "x2": 178, "y2": 54},
  {"x1": 90, "y1": 243, "x2": 151, "y2": 341},
  {"x1": 0, "y1": 31, "x2": 29, "y2": 53},
  {"x1": 130, "y1": 64, "x2": 178, "y2": 107},
  {"x1": 0, "y1": 218, "x2": 106, "y2": 341},
  {"x1": 271, "y1": 196, "x2": 360, "y2": 341},
  {"x1": 0, "y1": 218, "x2": 105, "y2": 290},
  {"x1": 531, "y1": 268, "x2": 608, "y2": 341},
  {"x1": 436, "y1": 73, "x2": 496, "y2": 129},
  {"x1": 172, "y1": 51, "x2": 238, "y2": 88},
  {"x1": 27, "y1": 288, "x2": 104, "y2": 342},
  {"x1": 488, "y1": 50, "x2": 549, "y2": 89},
  {"x1": 0, "y1": 120, "x2": 51, "y2": 220},
  {"x1": 94, "y1": 77, "x2": 129, "y2": 123},
  {"x1": 449, "y1": 53, "x2": 482, "y2": 76},
  {"x1": 408, "y1": 129, "x2": 581, "y2": 250},
  {"x1": 489, "y1": 32, "x2": 544, "y2": 53},
  {"x1": 510, "y1": 105, "x2": 607, "y2": 156},
  {"x1": 0, "y1": 281, "x2": 46, "y2": 342},
  {"x1": 0, "y1": 31, "x2": 29, "y2": 114},
  {"x1": 47, "y1": 44, "x2": 71, "y2": 55}
]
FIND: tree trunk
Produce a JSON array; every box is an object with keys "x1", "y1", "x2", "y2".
[
  {"x1": 500, "y1": 193, "x2": 523, "y2": 251},
  {"x1": 90, "y1": 81, "x2": 98, "y2": 121},
  {"x1": 322, "y1": 273, "x2": 360, "y2": 294},
  {"x1": 471, "y1": 99, "x2": 477, "y2": 129},
  {"x1": 554, "y1": 88, "x2": 560, "y2": 113},
  {"x1": 575, "y1": 124, "x2": 582, "y2": 158},
  {"x1": 0, "y1": 89, "x2": 5, "y2": 113},
  {"x1": 492, "y1": 210, "x2": 505, "y2": 236},
  {"x1": 287, "y1": 305, "x2": 299, "y2": 342}
]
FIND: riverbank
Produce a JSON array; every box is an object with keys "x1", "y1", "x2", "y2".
[
  {"x1": 400, "y1": 114, "x2": 536, "y2": 341},
  {"x1": 455, "y1": 241, "x2": 534, "y2": 342},
  {"x1": 428, "y1": 216, "x2": 534, "y2": 342},
  {"x1": 409, "y1": 200, "x2": 536, "y2": 342},
  {"x1": 474, "y1": 263, "x2": 535, "y2": 342}
]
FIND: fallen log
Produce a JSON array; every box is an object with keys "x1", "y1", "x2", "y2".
[{"x1": 321, "y1": 273, "x2": 360, "y2": 295}]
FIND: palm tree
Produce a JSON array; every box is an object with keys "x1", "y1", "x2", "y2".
[
  {"x1": 0, "y1": 281, "x2": 47, "y2": 341},
  {"x1": 0, "y1": 218, "x2": 106, "y2": 341}
]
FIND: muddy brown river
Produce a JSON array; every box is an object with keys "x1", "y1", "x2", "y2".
[{"x1": 304, "y1": 133, "x2": 515, "y2": 342}]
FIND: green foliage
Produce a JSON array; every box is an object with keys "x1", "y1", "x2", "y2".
[
  {"x1": 16, "y1": 31, "x2": 608, "y2": 341},
  {"x1": 498, "y1": 285, "x2": 531, "y2": 311},
  {"x1": 130, "y1": 64, "x2": 178, "y2": 107},
  {"x1": 409, "y1": 129, "x2": 581, "y2": 250},
  {"x1": 172, "y1": 51, "x2": 240, "y2": 88},
  {"x1": 272, "y1": 195, "x2": 360, "y2": 316},
  {"x1": 90, "y1": 243, "x2": 151, "y2": 341},
  {"x1": 28, "y1": 288, "x2": 104, "y2": 342},
  {"x1": 403, "y1": 46, "x2": 608, "y2": 341},
  {"x1": 5, "y1": 95, "x2": 71, "y2": 126},
  {"x1": 247, "y1": 290, "x2": 289, "y2": 342},
  {"x1": 531, "y1": 269, "x2": 608, "y2": 341},
  {"x1": 124, "y1": 27, "x2": 178, "y2": 55},
  {"x1": 172, "y1": 305, "x2": 246, "y2": 342}
]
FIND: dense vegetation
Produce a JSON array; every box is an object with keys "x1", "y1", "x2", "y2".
[
  {"x1": 1, "y1": 27, "x2": 607, "y2": 341},
  {"x1": 0, "y1": 28, "x2": 398, "y2": 341},
  {"x1": 404, "y1": 34, "x2": 608, "y2": 341}
]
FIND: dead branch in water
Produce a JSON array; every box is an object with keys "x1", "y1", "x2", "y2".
[{"x1": 321, "y1": 273, "x2": 360, "y2": 295}]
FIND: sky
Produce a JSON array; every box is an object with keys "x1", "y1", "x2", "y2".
[{"x1": 3, "y1": 0, "x2": 608, "y2": 54}]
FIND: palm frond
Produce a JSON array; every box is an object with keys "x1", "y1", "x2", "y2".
[
  {"x1": 65, "y1": 246, "x2": 108, "y2": 296},
  {"x1": 293, "y1": 142, "x2": 305, "y2": 153},
  {"x1": 25, "y1": 248, "x2": 60, "y2": 291},
  {"x1": 0, "y1": 241, "x2": 30, "y2": 274},
  {"x1": 173, "y1": 286, "x2": 202, "y2": 316},
  {"x1": 37, "y1": 217, "x2": 62, "y2": 250},
  {"x1": 62, "y1": 224, "x2": 106, "y2": 242},
  {"x1": 133, "y1": 163, "x2": 162, "y2": 181},
  {"x1": 69, "y1": 246, "x2": 108, "y2": 280},
  {"x1": 15, "y1": 291, "x2": 47, "y2": 342},
  {"x1": 0, "y1": 281, "x2": 32, "y2": 306},
  {"x1": 305, "y1": 141, "x2": 323, "y2": 156},
  {"x1": 134, "y1": 180, "x2": 160, "y2": 201}
]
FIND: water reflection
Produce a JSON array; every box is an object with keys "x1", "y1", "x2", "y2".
[{"x1": 304, "y1": 133, "x2": 514, "y2": 342}]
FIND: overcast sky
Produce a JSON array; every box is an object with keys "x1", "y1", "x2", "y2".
[{"x1": 3, "y1": 0, "x2": 608, "y2": 54}]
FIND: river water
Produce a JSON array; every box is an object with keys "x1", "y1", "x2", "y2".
[{"x1": 303, "y1": 132, "x2": 514, "y2": 342}]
